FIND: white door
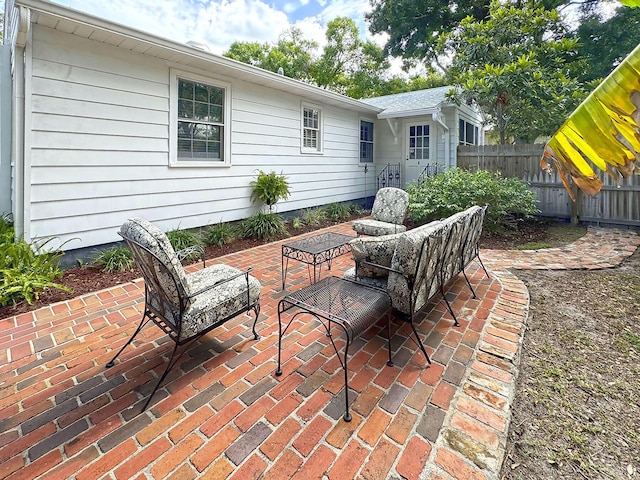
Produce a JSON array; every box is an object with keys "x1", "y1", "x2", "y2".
[{"x1": 405, "y1": 122, "x2": 431, "y2": 184}]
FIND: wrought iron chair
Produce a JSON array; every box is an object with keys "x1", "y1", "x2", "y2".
[
  {"x1": 352, "y1": 187, "x2": 409, "y2": 236},
  {"x1": 106, "y1": 217, "x2": 261, "y2": 411}
]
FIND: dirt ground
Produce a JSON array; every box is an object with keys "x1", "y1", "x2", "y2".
[{"x1": 500, "y1": 246, "x2": 640, "y2": 479}]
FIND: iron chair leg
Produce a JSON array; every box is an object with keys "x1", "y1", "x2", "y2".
[{"x1": 106, "y1": 312, "x2": 152, "y2": 368}]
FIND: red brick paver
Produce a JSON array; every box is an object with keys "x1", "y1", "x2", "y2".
[{"x1": 0, "y1": 224, "x2": 637, "y2": 480}]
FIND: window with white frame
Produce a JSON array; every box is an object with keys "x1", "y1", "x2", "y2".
[
  {"x1": 171, "y1": 71, "x2": 231, "y2": 165},
  {"x1": 302, "y1": 105, "x2": 322, "y2": 153},
  {"x1": 360, "y1": 120, "x2": 374, "y2": 163},
  {"x1": 459, "y1": 119, "x2": 479, "y2": 145}
]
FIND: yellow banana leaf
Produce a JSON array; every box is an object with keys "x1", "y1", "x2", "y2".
[
  {"x1": 541, "y1": 41, "x2": 640, "y2": 200},
  {"x1": 619, "y1": 0, "x2": 640, "y2": 6}
]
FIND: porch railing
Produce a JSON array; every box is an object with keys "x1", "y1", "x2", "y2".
[
  {"x1": 416, "y1": 163, "x2": 445, "y2": 183},
  {"x1": 377, "y1": 163, "x2": 401, "y2": 190}
]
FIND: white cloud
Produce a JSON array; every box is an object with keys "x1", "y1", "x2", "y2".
[{"x1": 53, "y1": 0, "x2": 291, "y2": 53}]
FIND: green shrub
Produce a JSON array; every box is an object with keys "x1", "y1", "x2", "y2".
[
  {"x1": 204, "y1": 222, "x2": 238, "y2": 246},
  {"x1": 324, "y1": 202, "x2": 353, "y2": 222},
  {"x1": 0, "y1": 219, "x2": 70, "y2": 306},
  {"x1": 406, "y1": 168, "x2": 539, "y2": 232},
  {"x1": 301, "y1": 207, "x2": 327, "y2": 226},
  {"x1": 166, "y1": 227, "x2": 203, "y2": 251},
  {"x1": 250, "y1": 170, "x2": 291, "y2": 212},
  {"x1": 291, "y1": 217, "x2": 302, "y2": 230},
  {"x1": 92, "y1": 246, "x2": 134, "y2": 272},
  {"x1": 240, "y1": 213, "x2": 288, "y2": 240},
  {"x1": 166, "y1": 227, "x2": 203, "y2": 262}
]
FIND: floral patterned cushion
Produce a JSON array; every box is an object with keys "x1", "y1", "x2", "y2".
[
  {"x1": 120, "y1": 218, "x2": 189, "y2": 306},
  {"x1": 352, "y1": 187, "x2": 409, "y2": 236},
  {"x1": 352, "y1": 219, "x2": 407, "y2": 237},
  {"x1": 344, "y1": 267, "x2": 389, "y2": 290},
  {"x1": 350, "y1": 232, "x2": 402, "y2": 277},
  {"x1": 386, "y1": 221, "x2": 445, "y2": 313},
  {"x1": 181, "y1": 265, "x2": 261, "y2": 341}
]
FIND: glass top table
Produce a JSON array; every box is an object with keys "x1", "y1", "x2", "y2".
[{"x1": 281, "y1": 232, "x2": 355, "y2": 290}]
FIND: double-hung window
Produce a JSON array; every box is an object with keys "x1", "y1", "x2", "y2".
[
  {"x1": 360, "y1": 120, "x2": 374, "y2": 164},
  {"x1": 459, "y1": 119, "x2": 479, "y2": 146},
  {"x1": 170, "y1": 70, "x2": 231, "y2": 166},
  {"x1": 302, "y1": 105, "x2": 322, "y2": 153}
]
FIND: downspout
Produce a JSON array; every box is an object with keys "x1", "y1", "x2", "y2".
[{"x1": 12, "y1": 6, "x2": 30, "y2": 241}]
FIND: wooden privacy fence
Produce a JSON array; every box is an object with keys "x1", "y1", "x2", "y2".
[{"x1": 457, "y1": 144, "x2": 640, "y2": 228}]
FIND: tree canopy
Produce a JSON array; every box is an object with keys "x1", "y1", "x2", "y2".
[
  {"x1": 223, "y1": 17, "x2": 447, "y2": 98},
  {"x1": 575, "y1": 5, "x2": 640, "y2": 82},
  {"x1": 440, "y1": 1, "x2": 587, "y2": 143},
  {"x1": 366, "y1": 0, "x2": 490, "y2": 68}
]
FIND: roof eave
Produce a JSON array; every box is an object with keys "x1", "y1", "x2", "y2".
[{"x1": 16, "y1": 0, "x2": 383, "y2": 115}]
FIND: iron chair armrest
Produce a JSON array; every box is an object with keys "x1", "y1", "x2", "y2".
[
  {"x1": 355, "y1": 259, "x2": 401, "y2": 276},
  {"x1": 177, "y1": 245, "x2": 206, "y2": 267},
  {"x1": 188, "y1": 267, "x2": 254, "y2": 299}
]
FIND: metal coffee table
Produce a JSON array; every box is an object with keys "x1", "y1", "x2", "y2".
[
  {"x1": 281, "y1": 232, "x2": 355, "y2": 290},
  {"x1": 276, "y1": 276, "x2": 392, "y2": 421}
]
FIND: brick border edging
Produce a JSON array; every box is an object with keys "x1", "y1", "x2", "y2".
[{"x1": 423, "y1": 268, "x2": 530, "y2": 480}]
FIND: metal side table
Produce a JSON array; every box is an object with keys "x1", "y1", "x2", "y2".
[{"x1": 276, "y1": 276, "x2": 392, "y2": 421}]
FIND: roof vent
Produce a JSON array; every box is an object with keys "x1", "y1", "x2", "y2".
[{"x1": 186, "y1": 41, "x2": 211, "y2": 52}]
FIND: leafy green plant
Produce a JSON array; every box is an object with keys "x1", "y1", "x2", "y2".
[
  {"x1": 240, "y1": 213, "x2": 288, "y2": 240},
  {"x1": 0, "y1": 225, "x2": 70, "y2": 306},
  {"x1": 407, "y1": 168, "x2": 539, "y2": 232},
  {"x1": 92, "y1": 246, "x2": 134, "y2": 273},
  {"x1": 166, "y1": 227, "x2": 203, "y2": 251},
  {"x1": 291, "y1": 217, "x2": 302, "y2": 230},
  {"x1": 204, "y1": 222, "x2": 238, "y2": 246},
  {"x1": 249, "y1": 170, "x2": 291, "y2": 212},
  {"x1": 324, "y1": 202, "x2": 354, "y2": 222},
  {"x1": 166, "y1": 227, "x2": 204, "y2": 262},
  {"x1": 301, "y1": 207, "x2": 327, "y2": 226}
]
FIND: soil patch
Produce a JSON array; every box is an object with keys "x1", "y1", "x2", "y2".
[{"x1": 500, "y1": 245, "x2": 640, "y2": 479}]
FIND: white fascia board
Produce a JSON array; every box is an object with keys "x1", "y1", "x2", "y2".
[
  {"x1": 16, "y1": 0, "x2": 383, "y2": 115},
  {"x1": 377, "y1": 107, "x2": 439, "y2": 120}
]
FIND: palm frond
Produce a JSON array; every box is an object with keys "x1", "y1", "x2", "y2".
[{"x1": 541, "y1": 42, "x2": 640, "y2": 199}]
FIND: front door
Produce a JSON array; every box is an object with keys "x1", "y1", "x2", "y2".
[{"x1": 405, "y1": 122, "x2": 431, "y2": 184}]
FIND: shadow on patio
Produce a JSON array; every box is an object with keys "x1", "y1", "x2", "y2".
[{"x1": 0, "y1": 220, "x2": 529, "y2": 480}]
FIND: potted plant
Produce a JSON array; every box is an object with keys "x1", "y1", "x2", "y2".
[{"x1": 250, "y1": 170, "x2": 291, "y2": 213}]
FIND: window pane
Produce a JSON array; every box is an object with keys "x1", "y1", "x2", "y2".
[
  {"x1": 424, "y1": 125, "x2": 429, "y2": 135},
  {"x1": 209, "y1": 105, "x2": 223, "y2": 123},
  {"x1": 417, "y1": 125, "x2": 422, "y2": 136},
  {"x1": 178, "y1": 79, "x2": 193, "y2": 100},
  {"x1": 178, "y1": 99, "x2": 193, "y2": 119},
  {"x1": 178, "y1": 121, "x2": 191, "y2": 139},
  {"x1": 410, "y1": 126, "x2": 415, "y2": 136},
  {"x1": 194, "y1": 101, "x2": 209, "y2": 121},
  {"x1": 209, "y1": 87, "x2": 223, "y2": 106},
  {"x1": 466, "y1": 123, "x2": 474, "y2": 144},
  {"x1": 194, "y1": 83, "x2": 208, "y2": 102}
]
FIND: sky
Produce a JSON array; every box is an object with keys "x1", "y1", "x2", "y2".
[{"x1": 2, "y1": 0, "x2": 380, "y2": 55}]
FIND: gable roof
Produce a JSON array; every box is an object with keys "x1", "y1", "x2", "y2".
[
  {"x1": 361, "y1": 86, "x2": 455, "y2": 119},
  {"x1": 11, "y1": 0, "x2": 382, "y2": 115}
]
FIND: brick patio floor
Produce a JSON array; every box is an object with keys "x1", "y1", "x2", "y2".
[{"x1": 1, "y1": 223, "x2": 638, "y2": 480}]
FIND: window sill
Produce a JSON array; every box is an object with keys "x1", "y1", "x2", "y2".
[{"x1": 169, "y1": 160, "x2": 231, "y2": 168}]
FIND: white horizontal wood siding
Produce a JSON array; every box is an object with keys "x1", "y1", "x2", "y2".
[{"x1": 27, "y1": 26, "x2": 369, "y2": 250}]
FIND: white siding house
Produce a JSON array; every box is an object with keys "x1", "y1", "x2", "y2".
[{"x1": 2, "y1": 0, "x2": 483, "y2": 252}]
